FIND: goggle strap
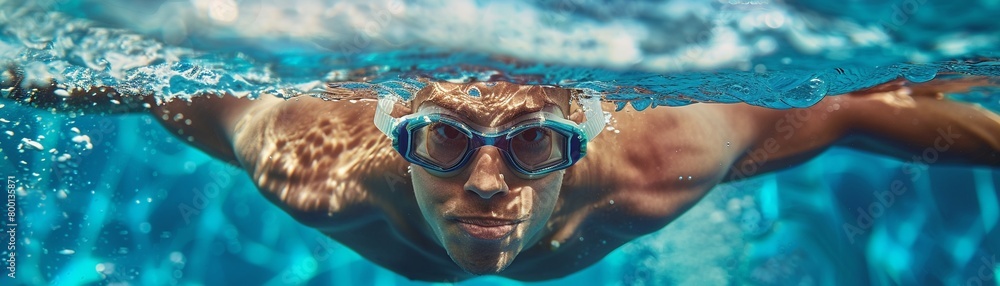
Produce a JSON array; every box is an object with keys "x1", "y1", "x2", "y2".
[
  {"x1": 579, "y1": 92, "x2": 605, "y2": 140},
  {"x1": 374, "y1": 96, "x2": 398, "y2": 138}
]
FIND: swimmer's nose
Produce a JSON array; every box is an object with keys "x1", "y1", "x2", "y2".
[{"x1": 464, "y1": 147, "x2": 510, "y2": 199}]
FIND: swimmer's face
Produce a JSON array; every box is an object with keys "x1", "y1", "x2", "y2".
[{"x1": 408, "y1": 81, "x2": 573, "y2": 275}]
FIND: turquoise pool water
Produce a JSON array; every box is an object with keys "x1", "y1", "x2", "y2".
[{"x1": 2, "y1": 0, "x2": 1000, "y2": 285}]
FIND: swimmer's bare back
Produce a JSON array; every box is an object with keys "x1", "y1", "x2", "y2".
[{"x1": 7, "y1": 75, "x2": 999, "y2": 281}]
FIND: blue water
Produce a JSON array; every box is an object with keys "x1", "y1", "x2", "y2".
[{"x1": 2, "y1": 0, "x2": 1000, "y2": 285}]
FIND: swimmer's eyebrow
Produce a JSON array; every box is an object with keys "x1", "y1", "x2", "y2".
[
  {"x1": 506, "y1": 105, "x2": 564, "y2": 120},
  {"x1": 477, "y1": 104, "x2": 565, "y2": 126}
]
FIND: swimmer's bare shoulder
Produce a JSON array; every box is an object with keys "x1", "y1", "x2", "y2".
[{"x1": 151, "y1": 94, "x2": 411, "y2": 231}]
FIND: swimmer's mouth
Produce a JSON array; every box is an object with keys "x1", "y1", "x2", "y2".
[{"x1": 451, "y1": 217, "x2": 522, "y2": 240}]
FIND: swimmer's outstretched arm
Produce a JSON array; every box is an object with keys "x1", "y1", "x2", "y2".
[
  {"x1": 0, "y1": 67, "x2": 278, "y2": 165},
  {"x1": 147, "y1": 94, "x2": 283, "y2": 164},
  {"x1": 721, "y1": 78, "x2": 1000, "y2": 181},
  {"x1": 0, "y1": 69, "x2": 150, "y2": 114}
]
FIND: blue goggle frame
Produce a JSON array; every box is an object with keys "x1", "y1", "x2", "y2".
[
  {"x1": 374, "y1": 91, "x2": 605, "y2": 178},
  {"x1": 394, "y1": 113, "x2": 585, "y2": 177}
]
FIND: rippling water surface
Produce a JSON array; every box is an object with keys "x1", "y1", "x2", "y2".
[{"x1": 1, "y1": 0, "x2": 999, "y2": 285}]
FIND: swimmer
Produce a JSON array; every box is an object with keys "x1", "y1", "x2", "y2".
[{"x1": 8, "y1": 76, "x2": 1000, "y2": 281}]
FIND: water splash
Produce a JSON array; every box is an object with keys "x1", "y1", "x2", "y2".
[
  {"x1": 903, "y1": 65, "x2": 939, "y2": 83},
  {"x1": 780, "y1": 78, "x2": 827, "y2": 108},
  {"x1": 2, "y1": 0, "x2": 999, "y2": 112}
]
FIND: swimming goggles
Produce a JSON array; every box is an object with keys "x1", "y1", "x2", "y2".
[{"x1": 374, "y1": 93, "x2": 605, "y2": 178}]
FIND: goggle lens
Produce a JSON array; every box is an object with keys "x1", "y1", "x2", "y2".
[
  {"x1": 407, "y1": 121, "x2": 571, "y2": 174},
  {"x1": 508, "y1": 127, "x2": 566, "y2": 171},
  {"x1": 412, "y1": 122, "x2": 469, "y2": 170}
]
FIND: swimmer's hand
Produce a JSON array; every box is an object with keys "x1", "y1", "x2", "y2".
[{"x1": 838, "y1": 77, "x2": 1000, "y2": 166}]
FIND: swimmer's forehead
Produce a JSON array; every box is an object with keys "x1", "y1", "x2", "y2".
[{"x1": 411, "y1": 81, "x2": 571, "y2": 127}]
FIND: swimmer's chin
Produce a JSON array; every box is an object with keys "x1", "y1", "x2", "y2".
[
  {"x1": 451, "y1": 255, "x2": 516, "y2": 276},
  {"x1": 457, "y1": 263, "x2": 511, "y2": 276}
]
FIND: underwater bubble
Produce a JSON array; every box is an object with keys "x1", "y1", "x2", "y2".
[
  {"x1": 139, "y1": 222, "x2": 151, "y2": 234},
  {"x1": 780, "y1": 78, "x2": 827, "y2": 108},
  {"x1": 72, "y1": 135, "x2": 93, "y2": 149},
  {"x1": 728, "y1": 84, "x2": 752, "y2": 100},
  {"x1": 183, "y1": 161, "x2": 197, "y2": 173},
  {"x1": 59, "y1": 249, "x2": 75, "y2": 255},
  {"x1": 710, "y1": 211, "x2": 726, "y2": 223},
  {"x1": 170, "y1": 252, "x2": 185, "y2": 264},
  {"x1": 21, "y1": 138, "x2": 44, "y2": 151},
  {"x1": 902, "y1": 65, "x2": 938, "y2": 83},
  {"x1": 754, "y1": 64, "x2": 768, "y2": 73}
]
